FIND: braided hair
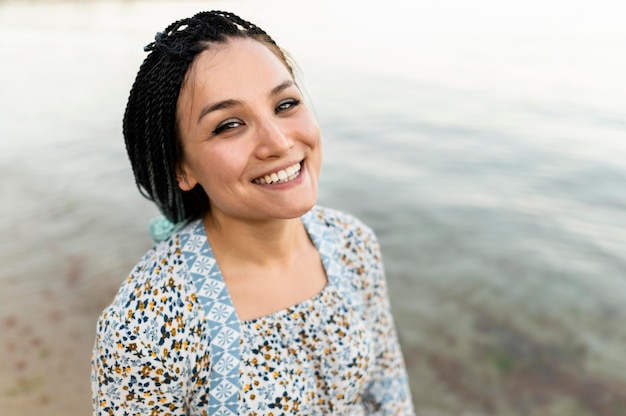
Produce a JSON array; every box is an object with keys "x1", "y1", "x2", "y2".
[{"x1": 123, "y1": 11, "x2": 294, "y2": 223}]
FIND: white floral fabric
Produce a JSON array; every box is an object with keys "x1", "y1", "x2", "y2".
[{"x1": 91, "y1": 206, "x2": 414, "y2": 415}]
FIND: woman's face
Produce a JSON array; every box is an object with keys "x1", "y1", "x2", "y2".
[{"x1": 176, "y1": 38, "x2": 322, "y2": 224}]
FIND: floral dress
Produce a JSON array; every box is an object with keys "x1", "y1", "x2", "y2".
[{"x1": 91, "y1": 206, "x2": 414, "y2": 415}]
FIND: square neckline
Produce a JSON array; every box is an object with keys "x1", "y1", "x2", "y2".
[{"x1": 190, "y1": 208, "x2": 341, "y2": 324}]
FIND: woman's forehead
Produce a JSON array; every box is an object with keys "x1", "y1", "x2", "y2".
[{"x1": 182, "y1": 38, "x2": 294, "y2": 100}]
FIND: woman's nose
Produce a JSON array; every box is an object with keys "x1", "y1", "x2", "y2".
[{"x1": 254, "y1": 118, "x2": 293, "y2": 158}]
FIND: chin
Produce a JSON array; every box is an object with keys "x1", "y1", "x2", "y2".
[
  {"x1": 276, "y1": 200, "x2": 317, "y2": 220},
  {"x1": 273, "y1": 192, "x2": 318, "y2": 219}
]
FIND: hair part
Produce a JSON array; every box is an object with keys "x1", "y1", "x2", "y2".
[{"x1": 123, "y1": 10, "x2": 294, "y2": 223}]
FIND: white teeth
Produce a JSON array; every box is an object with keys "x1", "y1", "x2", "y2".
[{"x1": 253, "y1": 162, "x2": 302, "y2": 185}]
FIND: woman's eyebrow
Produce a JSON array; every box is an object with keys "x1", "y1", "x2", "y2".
[
  {"x1": 197, "y1": 99, "x2": 241, "y2": 124},
  {"x1": 270, "y1": 80, "x2": 295, "y2": 96},
  {"x1": 197, "y1": 80, "x2": 295, "y2": 124}
]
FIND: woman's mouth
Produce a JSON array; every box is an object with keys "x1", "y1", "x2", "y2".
[{"x1": 253, "y1": 162, "x2": 302, "y2": 185}]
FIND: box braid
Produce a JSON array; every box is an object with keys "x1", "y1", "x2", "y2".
[{"x1": 123, "y1": 11, "x2": 294, "y2": 223}]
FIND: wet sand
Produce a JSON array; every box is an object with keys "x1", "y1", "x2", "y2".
[{"x1": 0, "y1": 162, "x2": 157, "y2": 415}]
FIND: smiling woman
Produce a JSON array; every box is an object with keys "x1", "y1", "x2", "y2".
[
  {"x1": 175, "y1": 39, "x2": 322, "y2": 225},
  {"x1": 91, "y1": 10, "x2": 414, "y2": 415}
]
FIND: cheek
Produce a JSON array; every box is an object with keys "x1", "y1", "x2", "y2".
[
  {"x1": 199, "y1": 146, "x2": 248, "y2": 186},
  {"x1": 309, "y1": 125, "x2": 322, "y2": 161},
  {"x1": 306, "y1": 122, "x2": 323, "y2": 175},
  {"x1": 302, "y1": 112, "x2": 322, "y2": 148}
]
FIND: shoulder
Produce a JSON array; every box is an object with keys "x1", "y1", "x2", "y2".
[
  {"x1": 306, "y1": 205, "x2": 375, "y2": 235},
  {"x1": 99, "y1": 220, "x2": 205, "y2": 336},
  {"x1": 110, "y1": 233, "x2": 189, "y2": 307},
  {"x1": 306, "y1": 205, "x2": 379, "y2": 249},
  {"x1": 305, "y1": 206, "x2": 383, "y2": 284},
  {"x1": 92, "y1": 224, "x2": 210, "y2": 410},
  {"x1": 306, "y1": 207, "x2": 387, "y2": 315}
]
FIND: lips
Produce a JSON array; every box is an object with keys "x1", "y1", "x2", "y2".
[{"x1": 253, "y1": 161, "x2": 302, "y2": 185}]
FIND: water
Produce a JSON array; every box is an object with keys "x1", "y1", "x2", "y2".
[{"x1": 1, "y1": 0, "x2": 626, "y2": 414}]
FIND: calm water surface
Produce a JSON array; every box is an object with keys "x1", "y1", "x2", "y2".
[{"x1": 1, "y1": 0, "x2": 626, "y2": 414}]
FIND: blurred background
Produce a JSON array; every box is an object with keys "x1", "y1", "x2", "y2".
[{"x1": 1, "y1": 0, "x2": 626, "y2": 414}]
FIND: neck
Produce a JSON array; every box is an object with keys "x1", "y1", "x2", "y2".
[{"x1": 203, "y1": 211, "x2": 310, "y2": 267}]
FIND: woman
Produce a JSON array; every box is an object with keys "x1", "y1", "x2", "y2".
[{"x1": 91, "y1": 10, "x2": 414, "y2": 415}]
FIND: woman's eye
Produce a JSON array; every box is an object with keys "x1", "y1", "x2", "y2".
[
  {"x1": 212, "y1": 119, "x2": 243, "y2": 135},
  {"x1": 275, "y1": 99, "x2": 301, "y2": 114}
]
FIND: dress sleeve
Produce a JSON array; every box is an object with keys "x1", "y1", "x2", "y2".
[
  {"x1": 91, "y1": 261, "x2": 210, "y2": 415},
  {"x1": 361, "y1": 230, "x2": 415, "y2": 415}
]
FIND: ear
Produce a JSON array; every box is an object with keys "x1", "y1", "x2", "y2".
[{"x1": 176, "y1": 161, "x2": 198, "y2": 191}]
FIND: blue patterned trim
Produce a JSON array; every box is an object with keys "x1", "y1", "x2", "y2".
[
  {"x1": 176, "y1": 207, "x2": 362, "y2": 415},
  {"x1": 179, "y1": 220, "x2": 241, "y2": 416},
  {"x1": 302, "y1": 209, "x2": 364, "y2": 313}
]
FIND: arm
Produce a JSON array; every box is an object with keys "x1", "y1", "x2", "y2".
[
  {"x1": 91, "y1": 257, "x2": 208, "y2": 415},
  {"x1": 361, "y1": 231, "x2": 415, "y2": 415}
]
